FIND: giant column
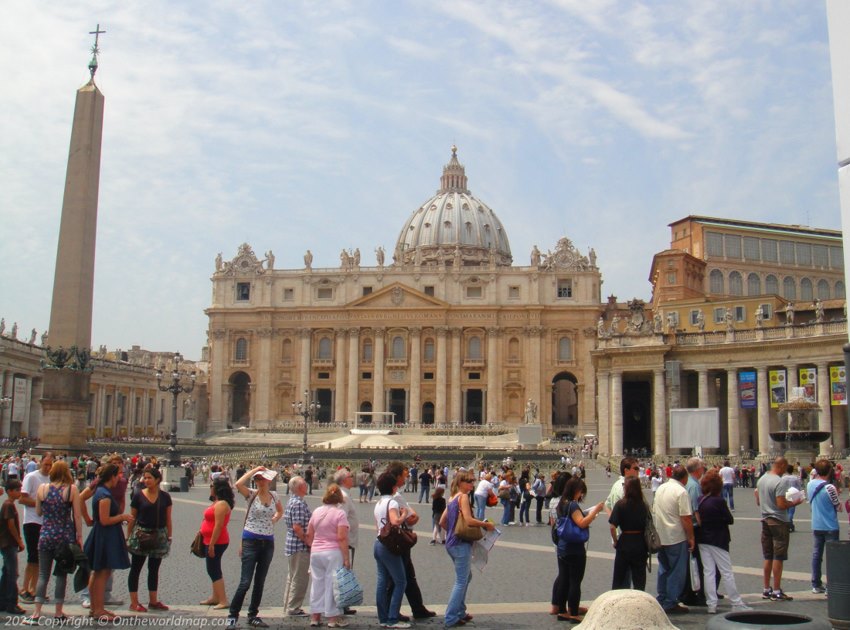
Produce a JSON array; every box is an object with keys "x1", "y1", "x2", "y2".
[
  {"x1": 727, "y1": 369, "x2": 740, "y2": 457},
  {"x1": 757, "y1": 367, "x2": 770, "y2": 455},
  {"x1": 653, "y1": 368, "x2": 667, "y2": 456},
  {"x1": 346, "y1": 328, "x2": 359, "y2": 419},
  {"x1": 334, "y1": 330, "x2": 346, "y2": 422},
  {"x1": 373, "y1": 329, "x2": 385, "y2": 414},
  {"x1": 409, "y1": 328, "x2": 421, "y2": 424},
  {"x1": 40, "y1": 37, "x2": 106, "y2": 452},
  {"x1": 435, "y1": 328, "x2": 447, "y2": 422},
  {"x1": 450, "y1": 328, "x2": 462, "y2": 423},
  {"x1": 486, "y1": 328, "x2": 500, "y2": 423},
  {"x1": 610, "y1": 370, "x2": 623, "y2": 455}
]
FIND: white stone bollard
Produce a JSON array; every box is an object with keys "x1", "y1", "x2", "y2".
[{"x1": 575, "y1": 589, "x2": 680, "y2": 630}]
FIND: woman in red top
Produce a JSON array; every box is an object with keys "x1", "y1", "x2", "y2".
[{"x1": 199, "y1": 477, "x2": 233, "y2": 609}]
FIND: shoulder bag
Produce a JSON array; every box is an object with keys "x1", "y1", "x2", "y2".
[
  {"x1": 134, "y1": 492, "x2": 160, "y2": 552},
  {"x1": 453, "y1": 498, "x2": 483, "y2": 542},
  {"x1": 643, "y1": 500, "x2": 661, "y2": 554},
  {"x1": 377, "y1": 499, "x2": 417, "y2": 554},
  {"x1": 557, "y1": 502, "x2": 589, "y2": 544}
]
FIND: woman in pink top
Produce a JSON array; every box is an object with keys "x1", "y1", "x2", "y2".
[
  {"x1": 199, "y1": 478, "x2": 233, "y2": 609},
  {"x1": 305, "y1": 484, "x2": 350, "y2": 628}
]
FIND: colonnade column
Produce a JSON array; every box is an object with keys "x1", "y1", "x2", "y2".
[
  {"x1": 450, "y1": 328, "x2": 462, "y2": 424},
  {"x1": 597, "y1": 372, "x2": 610, "y2": 456},
  {"x1": 527, "y1": 326, "x2": 542, "y2": 423},
  {"x1": 653, "y1": 368, "x2": 667, "y2": 456},
  {"x1": 256, "y1": 328, "x2": 273, "y2": 426},
  {"x1": 787, "y1": 365, "x2": 798, "y2": 392},
  {"x1": 298, "y1": 328, "x2": 312, "y2": 404},
  {"x1": 334, "y1": 329, "x2": 346, "y2": 422},
  {"x1": 727, "y1": 369, "x2": 740, "y2": 456},
  {"x1": 373, "y1": 329, "x2": 385, "y2": 414},
  {"x1": 757, "y1": 367, "x2": 770, "y2": 455},
  {"x1": 697, "y1": 368, "x2": 709, "y2": 408},
  {"x1": 409, "y1": 328, "x2": 421, "y2": 424},
  {"x1": 610, "y1": 370, "x2": 623, "y2": 456},
  {"x1": 435, "y1": 327, "x2": 447, "y2": 422},
  {"x1": 817, "y1": 362, "x2": 831, "y2": 434},
  {"x1": 346, "y1": 328, "x2": 359, "y2": 420},
  {"x1": 486, "y1": 328, "x2": 500, "y2": 423}
]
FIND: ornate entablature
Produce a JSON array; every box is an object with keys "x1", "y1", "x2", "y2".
[
  {"x1": 218, "y1": 243, "x2": 266, "y2": 277},
  {"x1": 540, "y1": 238, "x2": 592, "y2": 272}
]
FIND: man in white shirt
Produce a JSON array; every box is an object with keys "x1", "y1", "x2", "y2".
[
  {"x1": 653, "y1": 464, "x2": 695, "y2": 615},
  {"x1": 334, "y1": 468, "x2": 360, "y2": 615},
  {"x1": 719, "y1": 461, "x2": 737, "y2": 511},
  {"x1": 19, "y1": 452, "x2": 53, "y2": 602}
]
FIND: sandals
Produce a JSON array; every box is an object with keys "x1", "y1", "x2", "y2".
[
  {"x1": 91, "y1": 611, "x2": 121, "y2": 623},
  {"x1": 129, "y1": 603, "x2": 148, "y2": 612},
  {"x1": 148, "y1": 602, "x2": 169, "y2": 611},
  {"x1": 214, "y1": 603, "x2": 230, "y2": 610}
]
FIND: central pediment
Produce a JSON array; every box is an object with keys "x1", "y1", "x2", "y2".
[{"x1": 347, "y1": 282, "x2": 448, "y2": 309}]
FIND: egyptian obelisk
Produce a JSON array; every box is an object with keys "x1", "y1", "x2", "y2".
[{"x1": 39, "y1": 26, "x2": 106, "y2": 452}]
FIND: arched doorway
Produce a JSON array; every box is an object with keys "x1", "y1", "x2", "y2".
[
  {"x1": 229, "y1": 371, "x2": 251, "y2": 428},
  {"x1": 552, "y1": 372, "x2": 578, "y2": 427},
  {"x1": 359, "y1": 401, "x2": 373, "y2": 424},
  {"x1": 422, "y1": 402, "x2": 435, "y2": 425}
]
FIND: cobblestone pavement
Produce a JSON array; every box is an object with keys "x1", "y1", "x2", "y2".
[{"x1": 6, "y1": 469, "x2": 844, "y2": 628}]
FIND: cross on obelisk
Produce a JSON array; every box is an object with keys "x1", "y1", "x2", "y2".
[
  {"x1": 41, "y1": 29, "x2": 107, "y2": 452},
  {"x1": 88, "y1": 23, "x2": 106, "y2": 79}
]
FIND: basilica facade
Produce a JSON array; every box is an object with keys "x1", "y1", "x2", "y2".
[{"x1": 205, "y1": 148, "x2": 602, "y2": 436}]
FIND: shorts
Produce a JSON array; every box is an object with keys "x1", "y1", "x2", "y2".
[
  {"x1": 761, "y1": 518, "x2": 790, "y2": 561},
  {"x1": 23, "y1": 523, "x2": 41, "y2": 564}
]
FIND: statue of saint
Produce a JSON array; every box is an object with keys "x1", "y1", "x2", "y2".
[
  {"x1": 786, "y1": 302, "x2": 795, "y2": 326},
  {"x1": 41, "y1": 331, "x2": 48, "y2": 346},
  {"x1": 304, "y1": 249, "x2": 313, "y2": 270},
  {"x1": 610, "y1": 314, "x2": 621, "y2": 334},
  {"x1": 265, "y1": 250, "x2": 275, "y2": 270},
  {"x1": 724, "y1": 307, "x2": 734, "y2": 331},
  {"x1": 9, "y1": 322, "x2": 17, "y2": 340},
  {"x1": 524, "y1": 399, "x2": 538, "y2": 424},
  {"x1": 353, "y1": 248, "x2": 361, "y2": 267},
  {"x1": 530, "y1": 245, "x2": 541, "y2": 267},
  {"x1": 755, "y1": 306, "x2": 764, "y2": 328},
  {"x1": 340, "y1": 249, "x2": 350, "y2": 269},
  {"x1": 28, "y1": 329, "x2": 37, "y2": 345},
  {"x1": 0, "y1": 318, "x2": 4, "y2": 336},
  {"x1": 696, "y1": 309, "x2": 705, "y2": 332},
  {"x1": 453, "y1": 245, "x2": 462, "y2": 268},
  {"x1": 597, "y1": 316, "x2": 605, "y2": 338},
  {"x1": 215, "y1": 252, "x2": 223, "y2": 272},
  {"x1": 815, "y1": 299, "x2": 825, "y2": 323},
  {"x1": 666, "y1": 312, "x2": 676, "y2": 333},
  {"x1": 653, "y1": 312, "x2": 663, "y2": 333},
  {"x1": 375, "y1": 246, "x2": 385, "y2": 267},
  {"x1": 588, "y1": 247, "x2": 597, "y2": 268}
]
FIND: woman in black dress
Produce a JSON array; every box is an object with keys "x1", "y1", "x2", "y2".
[{"x1": 608, "y1": 476, "x2": 648, "y2": 591}]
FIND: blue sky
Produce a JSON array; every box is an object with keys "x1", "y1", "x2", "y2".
[{"x1": 0, "y1": 1, "x2": 842, "y2": 360}]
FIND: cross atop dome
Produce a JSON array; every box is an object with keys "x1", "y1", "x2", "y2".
[{"x1": 439, "y1": 145, "x2": 469, "y2": 194}]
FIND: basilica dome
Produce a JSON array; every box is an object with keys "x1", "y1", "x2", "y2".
[{"x1": 393, "y1": 147, "x2": 512, "y2": 267}]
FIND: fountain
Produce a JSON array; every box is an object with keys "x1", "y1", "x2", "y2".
[{"x1": 769, "y1": 387, "x2": 831, "y2": 463}]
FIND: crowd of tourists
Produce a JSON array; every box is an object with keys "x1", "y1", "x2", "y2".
[{"x1": 0, "y1": 449, "x2": 846, "y2": 627}]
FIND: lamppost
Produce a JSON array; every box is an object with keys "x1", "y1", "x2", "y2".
[
  {"x1": 156, "y1": 353, "x2": 196, "y2": 469},
  {"x1": 291, "y1": 390, "x2": 320, "y2": 464}
]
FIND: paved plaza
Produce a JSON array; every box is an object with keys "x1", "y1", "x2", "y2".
[{"x1": 6, "y1": 467, "x2": 845, "y2": 628}]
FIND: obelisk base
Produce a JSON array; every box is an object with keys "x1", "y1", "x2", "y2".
[{"x1": 39, "y1": 370, "x2": 91, "y2": 454}]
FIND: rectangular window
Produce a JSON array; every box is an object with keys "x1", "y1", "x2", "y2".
[
  {"x1": 466, "y1": 286, "x2": 482, "y2": 299},
  {"x1": 779, "y1": 241, "x2": 795, "y2": 265},
  {"x1": 557, "y1": 279, "x2": 572, "y2": 298},
  {"x1": 761, "y1": 239, "x2": 778, "y2": 262},
  {"x1": 508, "y1": 286, "x2": 520, "y2": 299},
  {"x1": 317, "y1": 287, "x2": 333, "y2": 299},
  {"x1": 743, "y1": 237, "x2": 760, "y2": 261},
  {"x1": 423, "y1": 372, "x2": 434, "y2": 380},
  {"x1": 760, "y1": 303, "x2": 772, "y2": 320},
  {"x1": 734, "y1": 305, "x2": 746, "y2": 322},
  {"x1": 236, "y1": 282, "x2": 251, "y2": 301},
  {"x1": 424, "y1": 286, "x2": 435, "y2": 296},
  {"x1": 283, "y1": 288, "x2": 294, "y2": 301},
  {"x1": 690, "y1": 310, "x2": 701, "y2": 325},
  {"x1": 361, "y1": 372, "x2": 372, "y2": 380},
  {"x1": 812, "y1": 244, "x2": 829, "y2": 268},
  {"x1": 666, "y1": 272, "x2": 677, "y2": 284},
  {"x1": 317, "y1": 372, "x2": 330, "y2": 380},
  {"x1": 796, "y1": 243, "x2": 812, "y2": 266},
  {"x1": 468, "y1": 372, "x2": 481, "y2": 380},
  {"x1": 362, "y1": 286, "x2": 373, "y2": 296},
  {"x1": 705, "y1": 231, "x2": 724, "y2": 257},
  {"x1": 724, "y1": 235, "x2": 742, "y2": 259},
  {"x1": 713, "y1": 308, "x2": 725, "y2": 324},
  {"x1": 830, "y1": 246, "x2": 844, "y2": 269}
]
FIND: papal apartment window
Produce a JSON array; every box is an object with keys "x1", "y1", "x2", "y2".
[
  {"x1": 817, "y1": 279, "x2": 830, "y2": 300},
  {"x1": 709, "y1": 269, "x2": 724, "y2": 294},
  {"x1": 424, "y1": 286, "x2": 435, "y2": 296},
  {"x1": 761, "y1": 239, "x2": 778, "y2": 263},
  {"x1": 283, "y1": 288, "x2": 294, "y2": 301},
  {"x1": 690, "y1": 310, "x2": 700, "y2": 326},
  {"x1": 813, "y1": 244, "x2": 829, "y2": 268},
  {"x1": 508, "y1": 286, "x2": 520, "y2": 299},
  {"x1": 796, "y1": 243, "x2": 812, "y2": 267},
  {"x1": 759, "y1": 304, "x2": 772, "y2": 320},
  {"x1": 801, "y1": 278, "x2": 813, "y2": 301},
  {"x1": 713, "y1": 308, "x2": 725, "y2": 324},
  {"x1": 466, "y1": 286, "x2": 482, "y2": 299},
  {"x1": 734, "y1": 306, "x2": 746, "y2": 322},
  {"x1": 747, "y1": 273, "x2": 761, "y2": 296},
  {"x1": 783, "y1": 276, "x2": 796, "y2": 300},
  {"x1": 235, "y1": 337, "x2": 248, "y2": 361},
  {"x1": 317, "y1": 287, "x2": 333, "y2": 299},
  {"x1": 705, "y1": 232, "x2": 724, "y2": 257},
  {"x1": 729, "y1": 271, "x2": 743, "y2": 296},
  {"x1": 236, "y1": 282, "x2": 251, "y2": 301},
  {"x1": 836, "y1": 281, "x2": 845, "y2": 299},
  {"x1": 830, "y1": 246, "x2": 844, "y2": 269},
  {"x1": 557, "y1": 279, "x2": 572, "y2": 298},
  {"x1": 765, "y1": 274, "x2": 779, "y2": 295}
]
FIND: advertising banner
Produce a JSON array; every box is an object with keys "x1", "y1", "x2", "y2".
[
  {"x1": 11, "y1": 377, "x2": 28, "y2": 424},
  {"x1": 830, "y1": 365, "x2": 847, "y2": 406},
  {"x1": 769, "y1": 369, "x2": 787, "y2": 408},
  {"x1": 799, "y1": 368, "x2": 817, "y2": 403},
  {"x1": 739, "y1": 371, "x2": 757, "y2": 409}
]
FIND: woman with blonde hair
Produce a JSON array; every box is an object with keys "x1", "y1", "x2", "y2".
[
  {"x1": 305, "y1": 483, "x2": 350, "y2": 628},
  {"x1": 439, "y1": 470, "x2": 495, "y2": 628},
  {"x1": 24, "y1": 461, "x2": 82, "y2": 624}
]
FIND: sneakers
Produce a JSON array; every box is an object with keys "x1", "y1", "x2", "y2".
[
  {"x1": 429, "y1": 540, "x2": 436, "y2": 545},
  {"x1": 226, "y1": 618, "x2": 238, "y2": 630},
  {"x1": 381, "y1": 623, "x2": 412, "y2": 629},
  {"x1": 247, "y1": 618, "x2": 269, "y2": 628},
  {"x1": 812, "y1": 586, "x2": 827, "y2": 594},
  {"x1": 105, "y1": 598, "x2": 125, "y2": 606},
  {"x1": 707, "y1": 606, "x2": 717, "y2": 614},
  {"x1": 287, "y1": 609, "x2": 308, "y2": 617},
  {"x1": 732, "y1": 604, "x2": 753, "y2": 612},
  {"x1": 762, "y1": 588, "x2": 773, "y2": 600},
  {"x1": 19, "y1": 592, "x2": 34, "y2": 604},
  {"x1": 770, "y1": 590, "x2": 793, "y2": 601}
]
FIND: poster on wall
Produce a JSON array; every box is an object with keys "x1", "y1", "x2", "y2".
[
  {"x1": 769, "y1": 369, "x2": 787, "y2": 408},
  {"x1": 11, "y1": 376, "x2": 28, "y2": 424},
  {"x1": 739, "y1": 371, "x2": 757, "y2": 409},
  {"x1": 799, "y1": 368, "x2": 817, "y2": 402},
  {"x1": 830, "y1": 365, "x2": 847, "y2": 406}
]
